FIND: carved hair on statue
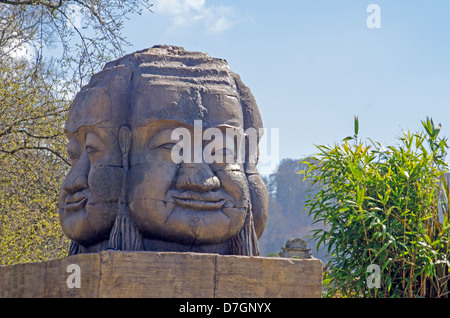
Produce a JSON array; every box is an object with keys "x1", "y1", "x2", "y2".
[
  {"x1": 228, "y1": 203, "x2": 260, "y2": 256},
  {"x1": 227, "y1": 72, "x2": 264, "y2": 256},
  {"x1": 108, "y1": 125, "x2": 143, "y2": 250},
  {"x1": 68, "y1": 240, "x2": 80, "y2": 256}
]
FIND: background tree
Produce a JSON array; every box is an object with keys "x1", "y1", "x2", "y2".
[
  {"x1": 0, "y1": 0, "x2": 152, "y2": 265},
  {"x1": 258, "y1": 158, "x2": 328, "y2": 262}
]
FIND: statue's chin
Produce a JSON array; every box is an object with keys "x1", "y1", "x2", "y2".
[
  {"x1": 129, "y1": 199, "x2": 246, "y2": 246},
  {"x1": 60, "y1": 201, "x2": 116, "y2": 247}
]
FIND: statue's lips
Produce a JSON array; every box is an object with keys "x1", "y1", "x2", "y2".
[
  {"x1": 64, "y1": 190, "x2": 89, "y2": 212},
  {"x1": 171, "y1": 191, "x2": 227, "y2": 211}
]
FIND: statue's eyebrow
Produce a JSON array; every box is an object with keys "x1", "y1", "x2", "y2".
[
  {"x1": 148, "y1": 128, "x2": 178, "y2": 149},
  {"x1": 215, "y1": 124, "x2": 241, "y2": 131},
  {"x1": 85, "y1": 131, "x2": 105, "y2": 150},
  {"x1": 66, "y1": 137, "x2": 80, "y2": 155}
]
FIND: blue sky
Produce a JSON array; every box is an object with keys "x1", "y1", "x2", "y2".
[{"x1": 121, "y1": 0, "x2": 450, "y2": 173}]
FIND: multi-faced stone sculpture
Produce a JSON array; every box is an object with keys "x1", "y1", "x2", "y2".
[{"x1": 59, "y1": 45, "x2": 268, "y2": 256}]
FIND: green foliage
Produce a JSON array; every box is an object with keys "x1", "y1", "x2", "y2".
[
  {"x1": 302, "y1": 117, "x2": 450, "y2": 297},
  {"x1": 0, "y1": 0, "x2": 151, "y2": 265},
  {"x1": 0, "y1": 58, "x2": 71, "y2": 265},
  {"x1": 266, "y1": 252, "x2": 280, "y2": 257}
]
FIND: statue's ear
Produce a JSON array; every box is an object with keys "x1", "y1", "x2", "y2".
[
  {"x1": 244, "y1": 139, "x2": 260, "y2": 174},
  {"x1": 246, "y1": 172, "x2": 268, "y2": 240},
  {"x1": 118, "y1": 125, "x2": 132, "y2": 157},
  {"x1": 109, "y1": 124, "x2": 143, "y2": 251}
]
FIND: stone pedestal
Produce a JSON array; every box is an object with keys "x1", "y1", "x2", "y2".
[{"x1": 0, "y1": 251, "x2": 323, "y2": 298}]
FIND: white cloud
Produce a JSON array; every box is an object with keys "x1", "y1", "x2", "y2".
[
  {"x1": 154, "y1": 0, "x2": 239, "y2": 34},
  {"x1": 4, "y1": 40, "x2": 31, "y2": 61},
  {"x1": 67, "y1": 3, "x2": 82, "y2": 30}
]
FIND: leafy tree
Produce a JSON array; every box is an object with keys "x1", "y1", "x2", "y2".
[
  {"x1": 303, "y1": 117, "x2": 450, "y2": 297},
  {"x1": 0, "y1": 57, "x2": 71, "y2": 264},
  {"x1": 0, "y1": 0, "x2": 151, "y2": 265}
]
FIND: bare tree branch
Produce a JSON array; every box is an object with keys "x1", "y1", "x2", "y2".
[
  {"x1": 0, "y1": 0, "x2": 64, "y2": 11},
  {"x1": 0, "y1": 0, "x2": 40, "y2": 5},
  {"x1": 1, "y1": 146, "x2": 70, "y2": 165}
]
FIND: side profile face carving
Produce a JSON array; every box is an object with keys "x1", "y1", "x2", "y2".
[
  {"x1": 59, "y1": 45, "x2": 268, "y2": 256},
  {"x1": 60, "y1": 124, "x2": 122, "y2": 243},
  {"x1": 59, "y1": 90, "x2": 122, "y2": 248}
]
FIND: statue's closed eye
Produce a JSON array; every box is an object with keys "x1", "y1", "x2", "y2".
[
  {"x1": 158, "y1": 143, "x2": 177, "y2": 151},
  {"x1": 157, "y1": 142, "x2": 184, "y2": 157},
  {"x1": 86, "y1": 145, "x2": 99, "y2": 155},
  {"x1": 68, "y1": 151, "x2": 80, "y2": 161},
  {"x1": 212, "y1": 148, "x2": 234, "y2": 157}
]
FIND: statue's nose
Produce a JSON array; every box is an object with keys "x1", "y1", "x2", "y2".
[
  {"x1": 175, "y1": 162, "x2": 220, "y2": 192},
  {"x1": 63, "y1": 152, "x2": 89, "y2": 194}
]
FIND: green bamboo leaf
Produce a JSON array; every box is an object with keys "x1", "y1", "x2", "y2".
[
  {"x1": 354, "y1": 116, "x2": 359, "y2": 136},
  {"x1": 422, "y1": 117, "x2": 434, "y2": 136},
  {"x1": 423, "y1": 234, "x2": 432, "y2": 245},
  {"x1": 356, "y1": 186, "x2": 365, "y2": 207}
]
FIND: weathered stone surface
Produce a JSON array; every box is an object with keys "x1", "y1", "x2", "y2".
[
  {"x1": 0, "y1": 253, "x2": 101, "y2": 298},
  {"x1": 98, "y1": 251, "x2": 216, "y2": 297},
  {"x1": 215, "y1": 255, "x2": 322, "y2": 298},
  {"x1": 0, "y1": 261, "x2": 45, "y2": 297},
  {"x1": 0, "y1": 251, "x2": 322, "y2": 298}
]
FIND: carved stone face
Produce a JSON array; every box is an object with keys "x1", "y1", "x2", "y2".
[
  {"x1": 58, "y1": 65, "x2": 132, "y2": 248},
  {"x1": 128, "y1": 84, "x2": 251, "y2": 246},
  {"x1": 58, "y1": 126, "x2": 122, "y2": 246}
]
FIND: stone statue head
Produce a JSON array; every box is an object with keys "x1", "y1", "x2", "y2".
[{"x1": 59, "y1": 45, "x2": 268, "y2": 256}]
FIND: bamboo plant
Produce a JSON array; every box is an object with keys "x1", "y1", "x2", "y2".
[{"x1": 302, "y1": 117, "x2": 450, "y2": 297}]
